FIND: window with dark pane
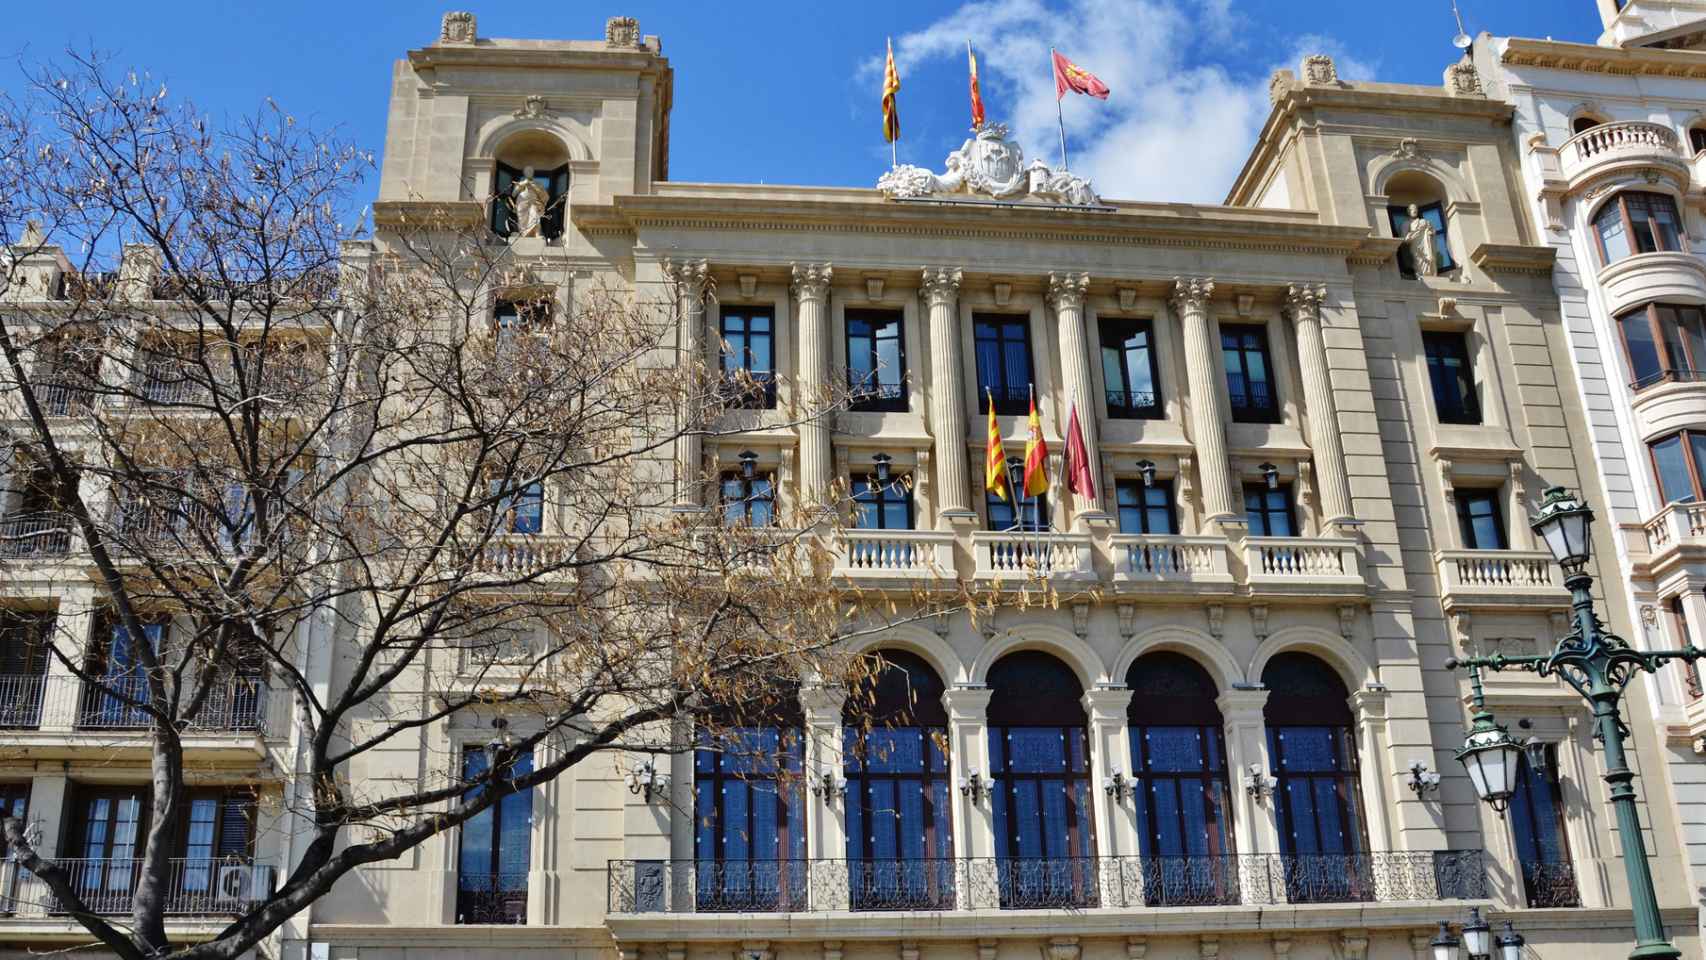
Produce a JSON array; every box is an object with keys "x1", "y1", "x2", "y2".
[
  {"x1": 987, "y1": 457, "x2": 1048, "y2": 532},
  {"x1": 1220, "y1": 324, "x2": 1280, "y2": 423},
  {"x1": 718, "y1": 307, "x2": 777, "y2": 409},
  {"x1": 1261, "y1": 653, "x2": 1371, "y2": 903},
  {"x1": 1454, "y1": 489, "x2": 1508, "y2": 551},
  {"x1": 82, "y1": 616, "x2": 168, "y2": 729},
  {"x1": 1650, "y1": 430, "x2": 1706, "y2": 503},
  {"x1": 720, "y1": 470, "x2": 776, "y2": 528},
  {"x1": 0, "y1": 782, "x2": 28, "y2": 857},
  {"x1": 986, "y1": 651, "x2": 1097, "y2": 908},
  {"x1": 457, "y1": 743, "x2": 534, "y2": 924},
  {"x1": 694, "y1": 691, "x2": 805, "y2": 912},
  {"x1": 1618, "y1": 303, "x2": 1706, "y2": 389},
  {"x1": 176, "y1": 789, "x2": 257, "y2": 899},
  {"x1": 70, "y1": 787, "x2": 148, "y2": 905},
  {"x1": 1509, "y1": 745, "x2": 1580, "y2": 908},
  {"x1": 1422, "y1": 330, "x2": 1480, "y2": 424},
  {"x1": 975, "y1": 315, "x2": 1034, "y2": 415},
  {"x1": 1244, "y1": 484, "x2": 1296, "y2": 537},
  {"x1": 1594, "y1": 192, "x2": 1686, "y2": 265},
  {"x1": 1100, "y1": 318, "x2": 1162, "y2": 418},
  {"x1": 1572, "y1": 116, "x2": 1602, "y2": 134},
  {"x1": 1387, "y1": 202, "x2": 1456, "y2": 276},
  {"x1": 1691, "y1": 127, "x2": 1706, "y2": 156},
  {"x1": 0, "y1": 609, "x2": 52, "y2": 729},
  {"x1": 843, "y1": 651, "x2": 952, "y2": 910},
  {"x1": 1115, "y1": 479, "x2": 1176, "y2": 535},
  {"x1": 490, "y1": 161, "x2": 569, "y2": 241},
  {"x1": 852, "y1": 473, "x2": 913, "y2": 531},
  {"x1": 846, "y1": 309, "x2": 907, "y2": 412},
  {"x1": 1125, "y1": 652, "x2": 1236, "y2": 906},
  {"x1": 489, "y1": 479, "x2": 543, "y2": 535}
]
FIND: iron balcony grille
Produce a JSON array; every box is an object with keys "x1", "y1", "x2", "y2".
[
  {"x1": 1631, "y1": 367, "x2": 1706, "y2": 391},
  {"x1": 847, "y1": 379, "x2": 907, "y2": 413},
  {"x1": 0, "y1": 858, "x2": 273, "y2": 916},
  {"x1": 1520, "y1": 859, "x2": 1581, "y2": 909},
  {"x1": 607, "y1": 851, "x2": 1486, "y2": 913},
  {"x1": 0, "y1": 675, "x2": 46, "y2": 729},
  {"x1": 1228, "y1": 380, "x2": 1278, "y2": 421},
  {"x1": 0, "y1": 515, "x2": 72, "y2": 559},
  {"x1": 715, "y1": 371, "x2": 777, "y2": 409},
  {"x1": 1104, "y1": 389, "x2": 1161, "y2": 419},
  {"x1": 456, "y1": 871, "x2": 529, "y2": 924},
  {"x1": 979, "y1": 384, "x2": 1032, "y2": 416},
  {"x1": 77, "y1": 675, "x2": 267, "y2": 732}
]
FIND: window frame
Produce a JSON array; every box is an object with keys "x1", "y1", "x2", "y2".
[
  {"x1": 693, "y1": 722, "x2": 807, "y2": 911},
  {"x1": 1453, "y1": 488, "x2": 1509, "y2": 551},
  {"x1": 1593, "y1": 191, "x2": 1687, "y2": 266},
  {"x1": 851, "y1": 474, "x2": 914, "y2": 531},
  {"x1": 974, "y1": 314, "x2": 1035, "y2": 416},
  {"x1": 1099, "y1": 317, "x2": 1163, "y2": 419},
  {"x1": 1617, "y1": 302, "x2": 1706, "y2": 390},
  {"x1": 1387, "y1": 202, "x2": 1457, "y2": 276},
  {"x1": 1508, "y1": 745, "x2": 1580, "y2": 909},
  {"x1": 1114, "y1": 478, "x2": 1177, "y2": 535},
  {"x1": 455, "y1": 742, "x2": 535, "y2": 924},
  {"x1": 1649, "y1": 429, "x2": 1706, "y2": 503},
  {"x1": 719, "y1": 470, "x2": 776, "y2": 528},
  {"x1": 490, "y1": 161, "x2": 569, "y2": 240},
  {"x1": 1243, "y1": 483, "x2": 1297, "y2": 537},
  {"x1": 718, "y1": 306, "x2": 778, "y2": 410},
  {"x1": 1422, "y1": 329, "x2": 1482, "y2": 424},
  {"x1": 845, "y1": 309, "x2": 908, "y2": 413},
  {"x1": 1220, "y1": 323, "x2": 1281, "y2": 423}
]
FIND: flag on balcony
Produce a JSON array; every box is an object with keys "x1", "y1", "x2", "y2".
[
  {"x1": 968, "y1": 41, "x2": 986, "y2": 131},
  {"x1": 1065, "y1": 402, "x2": 1095, "y2": 499},
  {"x1": 1052, "y1": 49, "x2": 1109, "y2": 101},
  {"x1": 1023, "y1": 389, "x2": 1049, "y2": 497},
  {"x1": 883, "y1": 38, "x2": 902, "y2": 144},
  {"x1": 985, "y1": 391, "x2": 1009, "y2": 502}
]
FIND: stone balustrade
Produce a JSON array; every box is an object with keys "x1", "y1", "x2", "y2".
[
  {"x1": 833, "y1": 529, "x2": 955, "y2": 578},
  {"x1": 1242, "y1": 536, "x2": 1364, "y2": 593},
  {"x1": 970, "y1": 531, "x2": 1095, "y2": 581},
  {"x1": 1435, "y1": 549, "x2": 1569, "y2": 611},
  {"x1": 1558, "y1": 120, "x2": 1688, "y2": 191},
  {"x1": 1109, "y1": 534, "x2": 1234, "y2": 589}
]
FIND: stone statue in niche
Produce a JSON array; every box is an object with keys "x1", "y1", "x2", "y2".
[
  {"x1": 1403, "y1": 203, "x2": 1438, "y2": 277},
  {"x1": 511, "y1": 168, "x2": 548, "y2": 239}
]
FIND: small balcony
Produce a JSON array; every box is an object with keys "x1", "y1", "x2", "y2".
[
  {"x1": 1435, "y1": 549, "x2": 1570, "y2": 613},
  {"x1": 1641, "y1": 501, "x2": 1706, "y2": 581},
  {"x1": 1242, "y1": 537, "x2": 1363, "y2": 596},
  {"x1": 0, "y1": 857, "x2": 274, "y2": 917},
  {"x1": 971, "y1": 531, "x2": 1094, "y2": 582},
  {"x1": 606, "y1": 851, "x2": 1486, "y2": 916},
  {"x1": 456, "y1": 871, "x2": 529, "y2": 925},
  {"x1": 467, "y1": 533, "x2": 576, "y2": 577},
  {"x1": 832, "y1": 529, "x2": 955, "y2": 580},
  {"x1": 0, "y1": 515, "x2": 72, "y2": 560},
  {"x1": 77, "y1": 676, "x2": 270, "y2": 733},
  {"x1": 1558, "y1": 121, "x2": 1689, "y2": 194},
  {"x1": 1108, "y1": 534, "x2": 1234, "y2": 594}
]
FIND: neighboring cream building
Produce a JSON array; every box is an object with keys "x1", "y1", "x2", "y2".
[
  {"x1": 1, "y1": 10, "x2": 1702, "y2": 960},
  {"x1": 1470, "y1": 0, "x2": 1706, "y2": 939}
]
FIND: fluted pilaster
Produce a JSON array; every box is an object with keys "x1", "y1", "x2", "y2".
[
  {"x1": 1171, "y1": 277, "x2": 1239, "y2": 528},
  {"x1": 1048, "y1": 272, "x2": 1105, "y2": 524},
  {"x1": 1285, "y1": 283, "x2": 1355, "y2": 530},
  {"x1": 922, "y1": 267, "x2": 972, "y2": 522},
  {"x1": 792, "y1": 262, "x2": 834, "y2": 509},
  {"x1": 665, "y1": 259, "x2": 713, "y2": 508}
]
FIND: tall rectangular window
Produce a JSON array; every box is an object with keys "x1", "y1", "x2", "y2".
[
  {"x1": 70, "y1": 788, "x2": 147, "y2": 911},
  {"x1": 1221, "y1": 324, "x2": 1279, "y2": 423},
  {"x1": 1423, "y1": 330, "x2": 1481, "y2": 424},
  {"x1": 851, "y1": 475, "x2": 913, "y2": 530},
  {"x1": 1619, "y1": 303, "x2": 1706, "y2": 389},
  {"x1": 1509, "y1": 746, "x2": 1579, "y2": 908},
  {"x1": 720, "y1": 471, "x2": 775, "y2": 527},
  {"x1": 975, "y1": 316, "x2": 1034, "y2": 416},
  {"x1": 490, "y1": 480, "x2": 543, "y2": 535},
  {"x1": 1454, "y1": 490, "x2": 1508, "y2": 550},
  {"x1": 457, "y1": 745, "x2": 534, "y2": 924},
  {"x1": 82, "y1": 618, "x2": 168, "y2": 729},
  {"x1": 719, "y1": 307, "x2": 776, "y2": 409},
  {"x1": 695, "y1": 725, "x2": 806, "y2": 911},
  {"x1": 1669, "y1": 598, "x2": 1703, "y2": 700},
  {"x1": 1115, "y1": 479, "x2": 1176, "y2": 535},
  {"x1": 987, "y1": 459, "x2": 1048, "y2": 532},
  {"x1": 1100, "y1": 319, "x2": 1161, "y2": 419},
  {"x1": 0, "y1": 610, "x2": 53, "y2": 729},
  {"x1": 1650, "y1": 430, "x2": 1706, "y2": 503},
  {"x1": 846, "y1": 310, "x2": 907, "y2": 412},
  {"x1": 1244, "y1": 484, "x2": 1295, "y2": 537},
  {"x1": 0, "y1": 783, "x2": 28, "y2": 858},
  {"x1": 1388, "y1": 203, "x2": 1456, "y2": 275}
]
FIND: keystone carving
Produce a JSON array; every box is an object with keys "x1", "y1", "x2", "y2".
[
  {"x1": 439, "y1": 11, "x2": 476, "y2": 43},
  {"x1": 514, "y1": 95, "x2": 554, "y2": 120}
]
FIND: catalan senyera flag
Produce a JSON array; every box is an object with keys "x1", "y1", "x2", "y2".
[
  {"x1": 984, "y1": 392, "x2": 1009, "y2": 503},
  {"x1": 1022, "y1": 391, "x2": 1049, "y2": 498},
  {"x1": 883, "y1": 38, "x2": 902, "y2": 144},
  {"x1": 967, "y1": 41, "x2": 986, "y2": 130},
  {"x1": 1052, "y1": 49, "x2": 1110, "y2": 101},
  {"x1": 1064, "y1": 402, "x2": 1095, "y2": 499}
]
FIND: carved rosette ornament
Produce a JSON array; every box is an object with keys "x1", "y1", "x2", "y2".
[
  {"x1": 920, "y1": 267, "x2": 963, "y2": 307},
  {"x1": 1302, "y1": 54, "x2": 1338, "y2": 85},
  {"x1": 605, "y1": 16, "x2": 642, "y2": 48},
  {"x1": 1268, "y1": 70, "x2": 1295, "y2": 105},
  {"x1": 439, "y1": 11, "x2": 476, "y2": 44},
  {"x1": 877, "y1": 122, "x2": 1101, "y2": 207},
  {"x1": 790, "y1": 262, "x2": 833, "y2": 303},
  {"x1": 1047, "y1": 271, "x2": 1089, "y2": 313}
]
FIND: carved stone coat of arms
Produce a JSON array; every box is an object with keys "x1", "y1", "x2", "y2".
[{"x1": 876, "y1": 122, "x2": 1101, "y2": 207}]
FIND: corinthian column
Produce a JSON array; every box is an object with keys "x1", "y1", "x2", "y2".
[
  {"x1": 1285, "y1": 283, "x2": 1356, "y2": 531},
  {"x1": 665, "y1": 259, "x2": 712, "y2": 509},
  {"x1": 1171, "y1": 278, "x2": 1239, "y2": 530},
  {"x1": 1048, "y1": 272, "x2": 1105, "y2": 525},
  {"x1": 922, "y1": 267, "x2": 973, "y2": 523},
  {"x1": 792, "y1": 262, "x2": 834, "y2": 509}
]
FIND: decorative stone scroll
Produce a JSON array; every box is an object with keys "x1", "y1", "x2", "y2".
[
  {"x1": 440, "y1": 11, "x2": 476, "y2": 44},
  {"x1": 877, "y1": 122, "x2": 1101, "y2": 207}
]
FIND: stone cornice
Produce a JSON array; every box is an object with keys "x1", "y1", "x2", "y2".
[
  {"x1": 1468, "y1": 242, "x2": 1557, "y2": 276},
  {"x1": 372, "y1": 199, "x2": 487, "y2": 230},
  {"x1": 1500, "y1": 35, "x2": 1706, "y2": 79}
]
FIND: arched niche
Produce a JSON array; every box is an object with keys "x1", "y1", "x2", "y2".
[
  {"x1": 1382, "y1": 169, "x2": 1458, "y2": 278},
  {"x1": 489, "y1": 130, "x2": 572, "y2": 241}
]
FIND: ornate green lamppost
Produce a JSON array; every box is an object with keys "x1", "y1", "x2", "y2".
[{"x1": 1446, "y1": 487, "x2": 1703, "y2": 960}]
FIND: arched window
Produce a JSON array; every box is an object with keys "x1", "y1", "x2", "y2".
[
  {"x1": 1572, "y1": 115, "x2": 1603, "y2": 135},
  {"x1": 490, "y1": 132, "x2": 571, "y2": 241},
  {"x1": 987, "y1": 650, "x2": 1096, "y2": 908},
  {"x1": 1689, "y1": 126, "x2": 1706, "y2": 156},
  {"x1": 843, "y1": 650, "x2": 951, "y2": 909},
  {"x1": 1261, "y1": 652, "x2": 1371, "y2": 903},
  {"x1": 1593, "y1": 191, "x2": 1685, "y2": 265},
  {"x1": 693, "y1": 690, "x2": 805, "y2": 911},
  {"x1": 1125, "y1": 652, "x2": 1235, "y2": 905}
]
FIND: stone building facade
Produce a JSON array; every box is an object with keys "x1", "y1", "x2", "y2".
[{"x1": 0, "y1": 9, "x2": 1701, "y2": 960}]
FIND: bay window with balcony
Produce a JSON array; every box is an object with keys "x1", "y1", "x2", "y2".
[
  {"x1": 1618, "y1": 303, "x2": 1706, "y2": 389},
  {"x1": 1593, "y1": 191, "x2": 1685, "y2": 265},
  {"x1": 1649, "y1": 429, "x2": 1706, "y2": 503}
]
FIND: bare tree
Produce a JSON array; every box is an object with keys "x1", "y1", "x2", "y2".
[{"x1": 0, "y1": 53, "x2": 990, "y2": 960}]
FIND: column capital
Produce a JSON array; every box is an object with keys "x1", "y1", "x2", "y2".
[
  {"x1": 1215, "y1": 687, "x2": 1270, "y2": 717},
  {"x1": 1169, "y1": 276, "x2": 1215, "y2": 313},
  {"x1": 1283, "y1": 282, "x2": 1327, "y2": 323},
  {"x1": 799, "y1": 683, "x2": 848, "y2": 720},
  {"x1": 920, "y1": 267, "x2": 963, "y2": 307},
  {"x1": 942, "y1": 684, "x2": 993, "y2": 720},
  {"x1": 662, "y1": 257, "x2": 714, "y2": 305},
  {"x1": 1046, "y1": 271, "x2": 1090, "y2": 312},
  {"x1": 1082, "y1": 686, "x2": 1134, "y2": 718},
  {"x1": 790, "y1": 261, "x2": 834, "y2": 302}
]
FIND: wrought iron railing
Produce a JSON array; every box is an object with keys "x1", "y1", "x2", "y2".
[
  {"x1": 607, "y1": 851, "x2": 1486, "y2": 913},
  {"x1": 1228, "y1": 380, "x2": 1277, "y2": 421},
  {"x1": 77, "y1": 675, "x2": 267, "y2": 732},
  {"x1": 979, "y1": 384, "x2": 1032, "y2": 416},
  {"x1": 0, "y1": 675, "x2": 46, "y2": 729},
  {"x1": 1104, "y1": 388, "x2": 1161, "y2": 419},
  {"x1": 1521, "y1": 859, "x2": 1581, "y2": 908},
  {"x1": 455, "y1": 871, "x2": 530, "y2": 924},
  {"x1": 1631, "y1": 367, "x2": 1706, "y2": 391},
  {"x1": 36, "y1": 380, "x2": 96, "y2": 416},
  {"x1": 847, "y1": 378, "x2": 907, "y2": 412},
  {"x1": 0, "y1": 514, "x2": 72, "y2": 559},
  {"x1": 715, "y1": 370, "x2": 777, "y2": 409},
  {"x1": 1, "y1": 857, "x2": 273, "y2": 916}
]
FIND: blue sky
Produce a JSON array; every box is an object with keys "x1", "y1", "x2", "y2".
[{"x1": 10, "y1": 1, "x2": 1603, "y2": 206}]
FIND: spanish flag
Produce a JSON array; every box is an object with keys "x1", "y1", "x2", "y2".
[
  {"x1": 883, "y1": 39, "x2": 901, "y2": 144},
  {"x1": 968, "y1": 41, "x2": 985, "y2": 131},
  {"x1": 985, "y1": 391, "x2": 1009, "y2": 503},
  {"x1": 1023, "y1": 390, "x2": 1049, "y2": 497}
]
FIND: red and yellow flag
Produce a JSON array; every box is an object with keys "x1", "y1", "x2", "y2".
[
  {"x1": 883, "y1": 39, "x2": 902, "y2": 144},
  {"x1": 1023, "y1": 391, "x2": 1049, "y2": 498},
  {"x1": 1052, "y1": 49, "x2": 1110, "y2": 101},
  {"x1": 967, "y1": 41, "x2": 985, "y2": 131},
  {"x1": 985, "y1": 392, "x2": 1009, "y2": 503}
]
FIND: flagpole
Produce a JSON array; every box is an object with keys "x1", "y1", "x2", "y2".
[{"x1": 1052, "y1": 48, "x2": 1069, "y2": 170}]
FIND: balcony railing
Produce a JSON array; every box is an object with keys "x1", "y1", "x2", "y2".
[
  {"x1": 1436, "y1": 549, "x2": 1567, "y2": 607},
  {"x1": 979, "y1": 384, "x2": 1031, "y2": 416},
  {"x1": 0, "y1": 857, "x2": 273, "y2": 916},
  {"x1": 1631, "y1": 367, "x2": 1706, "y2": 392},
  {"x1": 456, "y1": 871, "x2": 529, "y2": 924},
  {"x1": 1644, "y1": 500, "x2": 1706, "y2": 556},
  {"x1": 1243, "y1": 537, "x2": 1362, "y2": 589},
  {"x1": 1104, "y1": 389, "x2": 1161, "y2": 419},
  {"x1": 607, "y1": 851, "x2": 1486, "y2": 914},
  {"x1": 1560, "y1": 120, "x2": 1687, "y2": 186},
  {"x1": 972, "y1": 531, "x2": 1094, "y2": 580},
  {"x1": 469, "y1": 533, "x2": 574, "y2": 576},
  {"x1": 834, "y1": 529, "x2": 954, "y2": 577},
  {"x1": 35, "y1": 380, "x2": 96, "y2": 416},
  {"x1": 1110, "y1": 534, "x2": 1232, "y2": 584},
  {"x1": 847, "y1": 380, "x2": 907, "y2": 413},
  {"x1": 0, "y1": 514, "x2": 72, "y2": 559},
  {"x1": 0, "y1": 674, "x2": 47, "y2": 729},
  {"x1": 1520, "y1": 859, "x2": 1581, "y2": 909},
  {"x1": 78, "y1": 676, "x2": 268, "y2": 732}
]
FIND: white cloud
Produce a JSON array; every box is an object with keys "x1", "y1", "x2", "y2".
[{"x1": 875, "y1": 0, "x2": 1378, "y2": 204}]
